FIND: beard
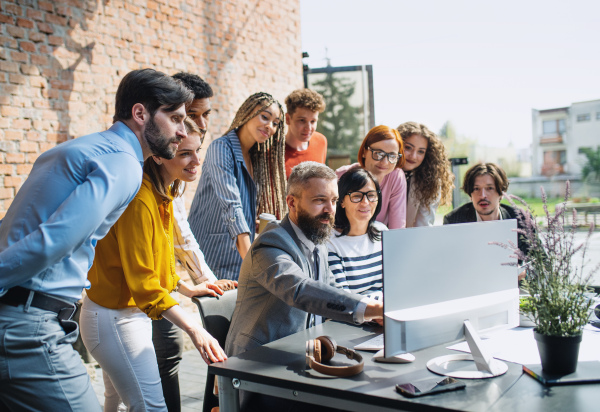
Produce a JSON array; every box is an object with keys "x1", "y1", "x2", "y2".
[
  {"x1": 296, "y1": 206, "x2": 334, "y2": 245},
  {"x1": 144, "y1": 116, "x2": 180, "y2": 160}
]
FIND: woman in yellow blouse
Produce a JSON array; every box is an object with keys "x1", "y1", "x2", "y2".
[{"x1": 80, "y1": 118, "x2": 226, "y2": 412}]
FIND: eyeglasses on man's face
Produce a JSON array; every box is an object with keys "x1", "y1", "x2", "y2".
[
  {"x1": 368, "y1": 147, "x2": 401, "y2": 164},
  {"x1": 346, "y1": 190, "x2": 379, "y2": 203}
]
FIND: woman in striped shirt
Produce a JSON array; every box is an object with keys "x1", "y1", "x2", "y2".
[
  {"x1": 328, "y1": 166, "x2": 387, "y2": 300},
  {"x1": 187, "y1": 93, "x2": 287, "y2": 280}
]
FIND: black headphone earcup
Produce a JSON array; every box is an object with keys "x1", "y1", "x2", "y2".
[{"x1": 317, "y1": 336, "x2": 336, "y2": 363}]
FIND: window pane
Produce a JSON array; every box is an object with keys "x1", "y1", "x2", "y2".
[
  {"x1": 577, "y1": 113, "x2": 590, "y2": 122},
  {"x1": 542, "y1": 120, "x2": 557, "y2": 134},
  {"x1": 558, "y1": 119, "x2": 566, "y2": 133}
]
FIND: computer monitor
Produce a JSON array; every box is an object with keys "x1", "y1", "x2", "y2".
[{"x1": 381, "y1": 220, "x2": 519, "y2": 378}]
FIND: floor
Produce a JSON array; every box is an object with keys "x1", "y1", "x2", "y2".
[{"x1": 90, "y1": 349, "x2": 208, "y2": 411}]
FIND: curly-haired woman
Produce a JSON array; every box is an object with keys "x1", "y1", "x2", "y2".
[{"x1": 397, "y1": 122, "x2": 454, "y2": 227}]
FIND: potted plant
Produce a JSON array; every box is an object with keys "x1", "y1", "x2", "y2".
[{"x1": 499, "y1": 182, "x2": 598, "y2": 375}]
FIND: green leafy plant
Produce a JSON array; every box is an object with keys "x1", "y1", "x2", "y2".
[
  {"x1": 580, "y1": 146, "x2": 600, "y2": 183},
  {"x1": 496, "y1": 182, "x2": 599, "y2": 337}
]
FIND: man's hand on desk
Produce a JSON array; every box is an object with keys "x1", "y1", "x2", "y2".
[{"x1": 365, "y1": 300, "x2": 384, "y2": 325}]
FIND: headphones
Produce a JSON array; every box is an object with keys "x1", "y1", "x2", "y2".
[{"x1": 306, "y1": 335, "x2": 364, "y2": 377}]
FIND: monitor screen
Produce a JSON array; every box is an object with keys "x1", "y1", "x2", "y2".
[{"x1": 382, "y1": 220, "x2": 519, "y2": 358}]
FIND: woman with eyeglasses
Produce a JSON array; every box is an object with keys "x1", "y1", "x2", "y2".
[
  {"x1": 397, "y1": 122, "x2": 454, "y2": 228},
  {"x1": 328, "y1": 166, "x2": 387, "y2": 300},
  {"x1": 336, "y1": 125, "x2": 406, "y2": 229}
]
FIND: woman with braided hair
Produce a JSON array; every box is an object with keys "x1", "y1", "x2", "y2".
[
  {"x1": 397, "y1": 121, "x2": 454, "y2": 227},
  {"x1": 188, "y1": 92, "x2": 287, "y2": 281}
]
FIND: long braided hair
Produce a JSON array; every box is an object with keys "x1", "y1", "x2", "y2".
[{"x1": 227, "y1": 92, "x2": 287, "y2": 219}]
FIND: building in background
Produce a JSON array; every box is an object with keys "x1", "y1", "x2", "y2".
[{"x1": 531, "y1": 99, "x2": 600, "y2": 177}]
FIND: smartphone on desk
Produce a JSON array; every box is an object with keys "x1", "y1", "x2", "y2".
[{"x1": 396, "y1": 377, "x2": 466, "y2": 398}]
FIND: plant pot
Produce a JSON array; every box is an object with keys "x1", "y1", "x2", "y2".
[{"x1": 533, "y1": 330, "x2": 582, "y2": 375}]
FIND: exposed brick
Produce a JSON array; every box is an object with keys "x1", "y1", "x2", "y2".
[
  {"x1": 38, "y1": 1, "x2": 54, "y2": 12},
  {"x1": 30, "y1": 54, "x2": 48, "y2": 65},
  {"x1": 29, "y1": 31, "x2": 45, "y2": 43},
  {"x1": 16, "y1": 18, "x2": 34, "y2": 28},
  {"x1": 19, "y1": 41, "x2": 35, "y2": 52},
  {"x1": 8, "y1": 73, "x2": 26, "y2": 84},
  {"x1": 20, "y1": 141, "x2": 38, "y2": 152},
  {"x1": 37, "y1": 22, "x2": 53, "y2": 34},
  {"x1": 0, "y1": 61, "x2": 19, "y2": 73},
  {"x1": 12, "y1": 118, "x2": 31, "y2": 130},
  {"x1": 0, "y1": 0, "x2": 303, "y2": 217},
  {"x1": 0, "y1": 141, "x2": 16, "y2": 152},
  {"x1": 16, "y1": 163, "x2": 33, "y2": 175},
  {"x1": 20, "y1": 63, "x2": 39, "y2": 75},
  {"x1": 46, "y1": 14, "x2": 67, "y2": 26},
  {"x1": 48, "y1": 36, "x2": 63, "y2": 46},
  {"x1": 10, "y1": 51, "x2": 27, "y2": 62},
  {"x1": 4, "y1": 4, "x2": 22, "y2": 16},
  {"x1": 5, "y1": 153, "x2": 25, "y2": 163},
  {"x1": 0, "y1": 35, "x2": 18, "y2": 49},
  {"x1": 7, "y1": 25, "x2": 25, "y2": 39},
  {"x1": 5, "y1": 130, "x2": 24, "y2": 140},
  {"x1": 26, "y1": 8, "x2": 43, "y2": 21},
  {"x1": 0, "y1": 188, "x2": 14, "y2": 200},
  {"x1": 40, "y1": 142, "x2": 56, "y2": 152},
  {"x1": 0, "y1": 14, "x2": 14, "y2": 24},
  {"x1": 4, "y1": 176, "x2": 22, "y2": 188},
  {"x1": 1, "y1": 106, "x2": 19, "y2": 116},
  {"x1": 0, "y1": 164, "x2": 13, "y2": 174},
  {"x1": 27, "y1": 152, "x2": 41, "y2": 163}
]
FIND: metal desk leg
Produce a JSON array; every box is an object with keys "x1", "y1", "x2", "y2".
[{"x1": 218, "y1": 375, "x2": 240, "y2": 412}]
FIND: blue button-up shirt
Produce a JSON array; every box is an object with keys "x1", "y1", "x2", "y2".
[
  {"x1": 0, "y1": 122, "x2": 144, "y2": 302},
  {"x1": 187, "y1": 129, "x2": 257, "y2": 281}
]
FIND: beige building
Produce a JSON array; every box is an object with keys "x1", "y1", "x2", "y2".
[{"x1": 531, "y1": 99, "x2": 600, "y2": 177}]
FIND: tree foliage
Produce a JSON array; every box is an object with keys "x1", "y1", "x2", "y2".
[
  {"x1": 312, "y1": 72, "x2": 363, "y2": 160},
  {"x1": 580, "y1": 146, "x2": 600, "y2": 183}
]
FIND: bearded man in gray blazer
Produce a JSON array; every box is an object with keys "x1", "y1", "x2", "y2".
[{"x1": 225, "y1": 162, "x2": 383, "y2": 358}]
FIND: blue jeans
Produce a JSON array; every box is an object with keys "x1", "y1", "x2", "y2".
[{"x1": 0, "y1": 302, "x2": 101, "y2": 411}]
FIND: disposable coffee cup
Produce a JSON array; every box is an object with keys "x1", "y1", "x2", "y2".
[{"x1": 258, "y1": 213, "x2": 276, "y2": 233}]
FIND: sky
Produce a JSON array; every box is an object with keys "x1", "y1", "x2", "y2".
[{"x1": 300, "y1": 0, "x2": 600, "y2": 149}]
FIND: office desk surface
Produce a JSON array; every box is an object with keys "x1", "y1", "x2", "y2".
[{"x1": 209, "y1": 321, "x2": 557, "y2": 412}]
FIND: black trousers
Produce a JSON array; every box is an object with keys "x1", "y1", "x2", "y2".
[{"x1": 152, "y1": 318, "x2": 184, "y2": 412}]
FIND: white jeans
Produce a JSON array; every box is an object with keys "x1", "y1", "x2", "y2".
[{"x1": 80, "y1": 296, "x2": 167, "y2": 412}]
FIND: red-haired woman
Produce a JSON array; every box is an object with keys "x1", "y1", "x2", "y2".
[{"x1": 336, "y1": 125, "x2": 406, "y2": 229}]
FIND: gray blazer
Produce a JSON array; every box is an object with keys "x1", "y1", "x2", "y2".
[{"x1": 225, "y1": 215, "x2": 364, "y2": 357}]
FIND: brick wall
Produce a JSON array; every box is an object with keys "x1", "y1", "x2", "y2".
[{"x1": 0, "y1": 0, "x2": 303, "y2": 218}]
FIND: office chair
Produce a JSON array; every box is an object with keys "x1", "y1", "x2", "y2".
[{"x1": 192, "y1": 289, "x2": 238, "y2": 412}]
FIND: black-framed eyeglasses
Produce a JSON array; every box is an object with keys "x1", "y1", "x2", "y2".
[
  {"x1": 368, "y1": 147, "x2": 401, "y2": 164},
  {"x1": 347, "y1": 190, "x2": 380, "y2": 203}
]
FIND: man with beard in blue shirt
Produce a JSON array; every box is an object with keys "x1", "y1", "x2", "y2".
[{"x1": 0, "y1": 68, "x2": 193, "y2": 411}]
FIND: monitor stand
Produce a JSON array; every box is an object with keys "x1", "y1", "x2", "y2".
[
  {"x1": 373, "y1": 349, "x2": 415, "y2": 364},
  {"x1": 426, "y1": 320, "x2": 508, "y2": 379}
]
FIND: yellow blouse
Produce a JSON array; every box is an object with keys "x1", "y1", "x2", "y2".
[{"x1": 87, "y1": 174, "x2": 181, "y2": 320}]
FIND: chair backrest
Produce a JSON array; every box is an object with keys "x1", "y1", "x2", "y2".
[{"x1": 193, "y1": 289, "x2": 238, "y2": 347}]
